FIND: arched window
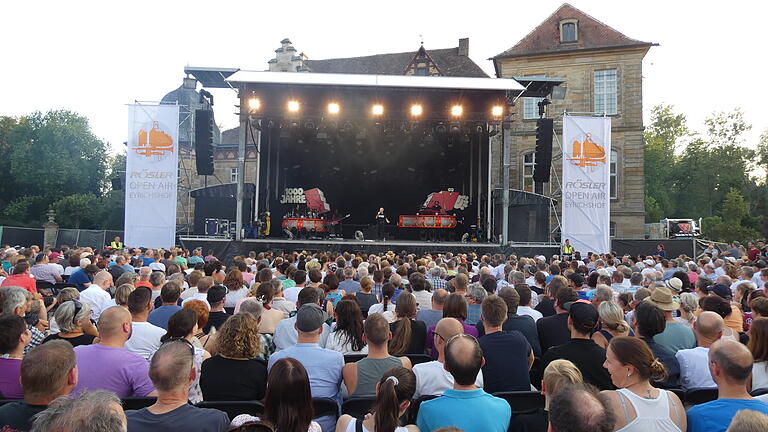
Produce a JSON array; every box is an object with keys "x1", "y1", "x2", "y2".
[{"x1": 560, "y1": 20, "x2": 578, "y2": 42}]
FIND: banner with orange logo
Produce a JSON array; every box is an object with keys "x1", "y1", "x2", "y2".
[
  {"x1": 562, "y1": 115, "x2": 611, "y2": 254},
  {"x1": 125, "y1": 104, "x2": 179, "y2": 248}
]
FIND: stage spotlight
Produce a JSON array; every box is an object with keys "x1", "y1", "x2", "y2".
[
  {"x1": 372, "y1": 104, "x2": 384, "y2": 116},
  {"x1": 248, "y1": 97, "x2": 261, "y2": 111},
  {"x1": 451, "y1": 105, "x2": 463, "y2": 117},
  {"x1": 410, "y1": 104, "x2": 423, "y2": 117},
  {"x1": 287, "y1": 100, "x2": 300, "y2": 113},
  {"x1": 491, "y1": 105, "x2": 504, "y2": 117},
  {"x1": 328, "y1": 103, "x2": 340, "y2": 114}
]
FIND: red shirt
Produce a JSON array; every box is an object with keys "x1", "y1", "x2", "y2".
[{"x1": 1, "y1": 273, "x2": 38, "y2": 293}]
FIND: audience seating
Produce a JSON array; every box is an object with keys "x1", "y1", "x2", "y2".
[
  {"x1": 493, "y1": 391, "x2": 545, "y2": 415},
  {"x1": 312, "y1": 397, "x2": 340, "y2": 420},
  {"x1": 196, "y1": 400, "x2": 265, "y2": 420},
  {"x1": 668, "y1": 388, "x2": 685, "y2": 403},
  {"x1": 407, "y1": 395, "x2": 438, "y2": 424},
  {"x1": 751, "y1": 388, "x2": 768, "y2": 397},
  {"x1": 342, "y1": 397, "x2": 376, "y2": 419},
  {"x1": 120, "y1": 397, "x2": 157, "y2": 410},
  {"x1": 343, "y1": 354, "x2": 367, "y2": 363},
  {"x1": 683, "y1": 388, "x2": 718, "y2": 406}
]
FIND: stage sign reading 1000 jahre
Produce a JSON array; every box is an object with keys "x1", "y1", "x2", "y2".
[{"x1": 398, "y1": 215, "x2": 457, "y2": 229}]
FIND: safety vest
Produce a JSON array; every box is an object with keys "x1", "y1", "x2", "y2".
[
  {"x1": 562, "y1": 244, "x2": 574, "y2": 254},
  {"x1": 111, "y1": 241, "x2": 123, "y2": 249}
]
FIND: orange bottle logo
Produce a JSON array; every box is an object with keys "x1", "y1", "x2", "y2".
[
  {"x1": 134, "y1": 121, "x2": 174, "y2": 157},
  {"x1": 568, "y1": 133, "x2": 606, "y2": 167}
]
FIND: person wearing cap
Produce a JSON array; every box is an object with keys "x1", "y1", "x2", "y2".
[
  {"x1": 47, "y1": 252, "x2": 65, "y2": 277},
  {"x1": 267, "y1": 303, "x2": 343, "y2": 432},
  {"x1": 649, "y1": 287, "x2": 697, "y2": 353},
  {"x1": 203, "y1": 285, "x2": 230, "y2": 333},
  {"x1": 675, "y1": 311, "x2": 724, "y2": 390},
  {"x1": 539, "y1": 299, "x2": 613, "y2": 390},
  {"x1": 641, "y1": 258, "x2": 657, "y2": 278}
]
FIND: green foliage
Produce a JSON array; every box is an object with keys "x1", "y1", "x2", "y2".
[
  {"x1": 643, "y1": 105, "x2": 688, "y2": 219},
  {"x1": 644, "y1": 196, "x2": 664, "y2": 223},
  {"x1": 700, "y1": 190, "x2": 760, "y2": 243},
  {"x1": 1, "y1": 196, "x2": 48, "y2": 227}
]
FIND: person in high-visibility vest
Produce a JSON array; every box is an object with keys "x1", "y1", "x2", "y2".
[
  {"x1": 562, "y1": 239, "x2": 574, "y2": 260},
  {"x1": 110, "y1": 236, "x2": 123, "y2": 249}
]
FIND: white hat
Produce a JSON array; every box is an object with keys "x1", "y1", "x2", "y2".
[
  {"x1": 725, "y1": 256, "x2": 737, "y2": 263},
  {"x1": 535, "y1": 255, "x2": 546, "y2": 261},
  {"x1": 643, "y1": 259, "x2": 654, "y2": 266}
]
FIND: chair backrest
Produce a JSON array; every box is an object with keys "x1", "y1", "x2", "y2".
[
  {"x1": 224, "y1": 307, "x2": 236, "y2": 315},
  {"x1": 405, "y1": 354, "x2": 432, "y2": 366},
  {"x1": 684, "y1": 387, "x2": 718, "y2": 406},
  {"x1": 196, "y1": 400, "x2": 265, "y2": 420},
  {"x1": 344, "y1": 354, "x2": 366, "y2": 363},
  {"x1": 751, "y1": 387, "x2": 768, "y2": 397},
  {"x1": 407, "y1": 395, "x2": 438, "y2": 424},
  {"x1": 492, "y1": 391, "x2": 545, "y2": 415},
  {"x1": 342, "y1": 397, "x2": 376, "y2": 420},
  {"x1": 121, "y1": 397, "x2": 157, "y2": 411},
  {"x1": 312, "y1": 397, "x2": 340, "y2": 419},
  {"x1": 667, "y1": 388, "x2": 685, "y2": 403}
]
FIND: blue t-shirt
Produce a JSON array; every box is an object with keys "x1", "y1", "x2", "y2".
[
  {"x1": 687, "y1": 398, "x2": 768, "y2": 432},
  {"x1": 148, "y1": 305, "x2": 183, "y2": 330},
  {"x1": 417, "y1": 388, "x2": 510, "y2": 432},
  {"x1": 68, "y1": 269, "x2": 92, "y2": 291}
]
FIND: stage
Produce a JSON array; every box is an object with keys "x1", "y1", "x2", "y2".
[{"x1": 178, "y1": 236, "x2": 562, "y2": 263}]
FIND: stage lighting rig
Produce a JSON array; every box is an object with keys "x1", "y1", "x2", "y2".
[
  {"x1": 248, "y1": 97, "x2": 261, "y2": 111},
  {"x1": 372, "y1": 104, "x2": 384, "y2": 116},
  {"x1": 287, "y1": 100, "x2": 301, "y2": 113},
  {"x1": 451, "y1": 105, "x2": 463, "y2": 117},
  {"x1": 491, "y1": 105, "x2": 503, "y2": 118},
  {"x1": 410, "y1": 104, "x2": 423, "y2": 117},
  {"x1": 327, "y1": 103, "x2": 340, "y2": 115}
]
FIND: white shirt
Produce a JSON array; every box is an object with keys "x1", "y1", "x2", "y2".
[
  {"x1": 752, "y1": 361, "x2": 768, "y2": 391},
  {"x1": 181, "y1": 293, "x2": 210, "y2": 309},
  {"x1": 525, "y1": 276, "x2": 536, "y2": 287},
  {"x1": 149, "y1": 262, "x2": 166, "y2": 272},
  {"x1": 412, "y1": 360, "x2": 484, "y2": 399},
  {"x1": 124, "y1": 321, "x2": 165, "y2": 360},
  {"x1": 517, "y1": 306, "x2": 543, "y2": 322},
  {"x1": 368, "y1": 303, "x2": 396, "y2": 316},
  {"x1": 675, "y1": 347, "x2": 715, "y2": 390},
  {"x1": 323, "y1": 331, "x2": 369, "y2": 355},
  {"x1": 180, "y1": 287, "x2": 198, "y2": 300},
  {"x1": 284, "y1": 285, "x2": 303, "y2": 304},
  {"x1": 413, "y1": 291, "x2": 433, "y2": 310},
  {"x1": 225, "y1": 288, "x2": 248, "y2": 308},
  {"x1": 80, "y1": 284, "x2": 112, "y2": 321},
  {"x1": 48, "y1": 263, "x2": 65, "y2": 275}
]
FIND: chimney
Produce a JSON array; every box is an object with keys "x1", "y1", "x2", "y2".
[
  {"x1": 183, "y1": 77, "x2": 197, "y2": 89},
  {"x1": 458, "y1": 38, "x2": 469, "y2": 56}
]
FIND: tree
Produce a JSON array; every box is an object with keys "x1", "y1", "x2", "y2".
[
  {"x1": 701, "y1": 189, "x2": 760, "y2": 243},
  {"x1": 757, "y1": 128, "x2": 768, "y2": 181},
  {"x1": 643, "y1": 105, "x2": 688, "y2": 220}
]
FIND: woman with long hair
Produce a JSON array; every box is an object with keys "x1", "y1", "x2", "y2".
[
  {"x1": 224, "y1": 268, "x2": 248, "y2": 308},
  {"x1": 388, "y1": 292, "x2": 426, "y2": 355},
  {"x1": 592, "y1": 301, "x2": 633, "y2": 349},
  {"x1": 748, "y1": 318, "x2": 768, "y2": 391},
  {"x1": 600, "y1": 336, "x2": 685, "y2": 431},
  {"x1": 183, "y1": 299, "x2": 215, "y2": 352},
  {"x1": 324, "y1": 299, "x2": 367, "y2": 355},
  {"x1": 336, "y1": 366, "x2": 418, "y2": 432},
  {"x1": 200, "y1": 313, "x2": 267, "y2": 401},
  {"x1": 425, "y1": 292, "x2": 479, "y2": 359},
  {"x1": 368, "y1": 282, "x2": 396, "y2": 319},
  {"x1": 252, "y1": 282, "x2": 285, "y2": 334},
  {"x1": 322, "y1": 273, "x2": 345, "y2": 315},
  {"x1": 159, "y1": 308, "x2": 210, "y2": 403},
  {"x1": 261, "y1": 358, "x2": 321, "y2": 432}
]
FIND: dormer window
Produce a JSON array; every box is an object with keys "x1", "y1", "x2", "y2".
[{"x1": 560, "y1": 19, "x2": 578, "y2": 43}]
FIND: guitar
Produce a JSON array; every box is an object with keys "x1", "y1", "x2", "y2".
[{"x1": 330, "y1": 214, "x2": 351, "y2": 225}]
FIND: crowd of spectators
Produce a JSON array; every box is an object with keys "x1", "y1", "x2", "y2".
[{"x1": 1, "y1": 242, "x2": 768, "y2": 431}]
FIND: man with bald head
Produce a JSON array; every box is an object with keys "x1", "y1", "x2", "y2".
[
  {"x1": 676, "y1": 311, "x2": 724, "y2": 390},
  {"x1": 412, "y1": 317, "x2": 483, "y2": 398},
  {"x1": 549, "y1": 383, "x2": 614, "y2": 432},
  {"x1": 126, "y1": 340, "x2": 229, "y2": 431},
  {"x1": 417, "y1": 334, "x2": 510, "y2": 432},
  {"x1": 686, "y1": 339, "x2": 768, "y2": 432},
  {"x1": 72, "y1": 306, "x2": 156, "y2": 397},
  {"x1": 79, "y1": 270, "x2": 114, "y2": 320}
]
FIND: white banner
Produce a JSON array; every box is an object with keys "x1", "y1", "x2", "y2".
[
  {"x1": 125, "y1": 104, "x2": 179, "y2": 248},
  {"x1": 562, "y1": 116, "x2": 611, "y2": 254}
]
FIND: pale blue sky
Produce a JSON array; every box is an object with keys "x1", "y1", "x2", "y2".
[{"x1": 1, "y1": 0, "x2": 765, "y2": 154}]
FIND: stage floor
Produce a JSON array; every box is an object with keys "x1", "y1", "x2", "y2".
[{"x1": 178, "y1": 236, "x2": 561, "y2": 263}]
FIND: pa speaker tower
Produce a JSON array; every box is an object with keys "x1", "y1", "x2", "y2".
[
  {"x1": 533, "y1": 118, "x2": 554, "y2": 183},
  {"x1": 195, "y1": 109, "x2": 215, "y2": 176}
]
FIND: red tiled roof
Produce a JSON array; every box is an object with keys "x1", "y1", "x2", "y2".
[{"x1": 493, "y1": 3, "x2": 653, "y2": 59}]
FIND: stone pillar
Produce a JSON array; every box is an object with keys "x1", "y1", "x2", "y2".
[{"x1": 43, "y1": 210, "x2": 59, "y2": 248}]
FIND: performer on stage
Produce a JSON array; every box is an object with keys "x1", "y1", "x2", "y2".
[
  {"x1": 375, "y1": 207, "x2": 389, "y2": 240},
  {"x1": 332, "y1": 209, "x2": 344, "y2": 238}
]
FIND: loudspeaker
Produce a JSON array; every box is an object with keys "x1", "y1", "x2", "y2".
[
  {"x1": 110, "y1": 177, "x2": 123, "y2": 190},
  {"x1": 195, "y1": 109, "x2": 215, "y2": 176},
  {"x1": 533, "y1": 118, "x2": 554, "y2": 183}
]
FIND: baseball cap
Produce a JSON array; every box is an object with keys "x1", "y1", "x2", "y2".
[
  {"x1": 207, "y1": 284, "x2": 228, "y2": 304},
  {"x1": 711, "y1": 284, "x2": 733, "y2": 300},
  {"x1": 563, "y1": 299, "x2": 598, "y2": 331},
  {"x1": 295, "y1": 304, "x2": 325, "y2": 332},
  {"x1": 49, "y1": 252, "x2": 61, "y2": 260}
]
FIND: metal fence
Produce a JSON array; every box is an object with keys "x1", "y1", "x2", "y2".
[{"x1": 0, "y1": 226, "x2": 124, "y2": 249}]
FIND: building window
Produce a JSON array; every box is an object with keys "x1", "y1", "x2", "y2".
[
  {"x1": 230, "y1": 167, "x2": 238, "y2": 183},
  {"x1": 594, "y1": 69, "x2": 618, "y2": 115},
  {"x1": 560, "y1": 20, "x2": 578, "y2": 42},
  {"x1": 523, "y1": 74, "x2": 546, "y2": 120},
  {"x1": 610, "y1": 150, "x2": 618, "y2": 199},
  {"x1": 610, "y1": 222, "x2": 617, "y2": 237},
  {"x1": 415, "y1": 67, "x2": 428, "y2": 76},
  {"x1": 522, "y1": 152, "x2": 550, "y2": 193}
]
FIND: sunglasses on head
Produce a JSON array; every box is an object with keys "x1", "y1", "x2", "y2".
[
  {"x1": 70, "y1": 299, "x2": 82, "y2": 325},
  {"x1": 163, "y1": 337, "x2": 196, "y2": 358}
]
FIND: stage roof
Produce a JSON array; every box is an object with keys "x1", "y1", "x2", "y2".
[
  {"x1": 224, "y1": 70, "x2": 526, "y2": 92},
  {"x1": 184, "y1": 66, "x2": 239, "y2": 89}
]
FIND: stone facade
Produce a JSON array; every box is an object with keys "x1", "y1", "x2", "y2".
[{"x1": 492, "y1": 4, "x2": 652, "y2": 239}]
